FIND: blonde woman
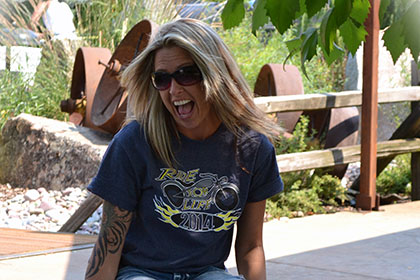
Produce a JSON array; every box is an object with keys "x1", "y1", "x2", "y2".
[{"x1": 86, "y1": 18, "x2": 283, "y2": 280}]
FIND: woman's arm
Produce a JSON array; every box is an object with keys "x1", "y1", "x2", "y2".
[
  {"x1": 235, "y1": 200, "x2": 267, "y2": 280},
  {"x1": 85, "y1": 200, "x2": 133, "y2": 280}
]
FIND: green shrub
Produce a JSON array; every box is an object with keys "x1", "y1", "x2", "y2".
[
  {"x1": 267, "y1": 115, "x2": 348, "y2": 219},
  {"x1": 311, "y1": 174, "x2": 347, "y2": 206},
  {"x1": 275, "y1": 114, "x2": 319, "y2": 154},
  {"x1": 0, "y1": 42, "x2": 71, "y2": 129},
  {"x1": 267, "y1": 188, "x2": 325, "y2": 219},
  {"x1": 376, "y1": 154, "x2": 411, "y2": 196}
]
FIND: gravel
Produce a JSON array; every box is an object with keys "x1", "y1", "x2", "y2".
[{"x1": 0, "y1": 183, "x2": 102, "y2": 235}]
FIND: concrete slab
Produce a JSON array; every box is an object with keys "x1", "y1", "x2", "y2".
[
  {"x1": 1, "y1": 201, "x2": 419, "y2": 280},
  {"x1": 0, "y1": 249, "x2": 89, "y2": 280}
]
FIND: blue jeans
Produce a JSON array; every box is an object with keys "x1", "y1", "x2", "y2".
[{"x1": 116, "y1": 266, "x2": 245, "y2": 280}]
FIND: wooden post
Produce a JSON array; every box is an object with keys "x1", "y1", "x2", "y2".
[
  {"x1": 357, "y1": 0, "x2": 380, "y2": 210},
  {"x1": 411, "y1": 102, "x2": 420, "y2": 201},
  {"x1": 59, "y1": 193, "x2": 103, "y2": 233},
  {"x1": 411, "y1": 62, "x2": 420, "y2": 200}
]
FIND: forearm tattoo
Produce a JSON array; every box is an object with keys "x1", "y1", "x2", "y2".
[{"x1": 85, "y1": 201, "x2": 132, "y2": 278}]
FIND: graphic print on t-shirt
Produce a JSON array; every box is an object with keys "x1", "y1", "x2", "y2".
[{"x1": 153, "y1": 168, "x2": 241, "y2": 232}]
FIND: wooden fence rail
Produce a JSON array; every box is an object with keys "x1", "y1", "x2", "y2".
[
  {"x1": 255, "y1": 86, "x2": 420, "y2": 113},
  {"x1": 258, "y1": 86, "x2": 420, "y2": 203},
  {"x1": 277, "y1": 138, "x2": 420, "y2": 173}
]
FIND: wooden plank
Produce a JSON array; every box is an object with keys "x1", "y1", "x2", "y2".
[
  {"x1": 276, "y1": 138, "x2": 420, "y2": 173},
  {"x1": 254, "y1": 87, "x2": 420, "y2": 113},
  {"x1": 59, "y1": 193, "x2": 103, "y2": 233},
  {"x1": 0, "y1": 228, "x2": 96, "y2": 259}
]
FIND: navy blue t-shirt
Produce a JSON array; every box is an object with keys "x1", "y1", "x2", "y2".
[{"x1": 88, "y1": 121, "x2": 283, "y2": 273}]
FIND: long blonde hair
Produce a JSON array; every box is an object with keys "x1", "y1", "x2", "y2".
[{"x1": 121, "y1": 18, "x2": 282, "y2": 167}]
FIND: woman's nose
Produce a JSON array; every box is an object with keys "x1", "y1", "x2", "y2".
[{"x1": 168, "y1": 78, "x2": 182, "y2": 95}]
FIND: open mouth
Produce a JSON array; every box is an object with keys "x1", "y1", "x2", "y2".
[{"x1": 174, "y1": 100, "x2": 194, "y2": 118}]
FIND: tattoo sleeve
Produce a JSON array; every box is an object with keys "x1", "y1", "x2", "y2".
[{"x1": 85, "y1": 201, "x2": 133, "y2": 279}]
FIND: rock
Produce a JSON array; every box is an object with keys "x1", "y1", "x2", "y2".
[
  {"x1": 62, "y1": 187, "x2": 75, "y2": 196},
  {"x1": 7, "y1": 218, "x2": 24, "y2": 229},
  {"x1": 380, "y1": 194, "x2": 409, "y2": 205},
  {"x1": 45, "y1": 209, "x2": 70, "y2": 224},
  {"x1": 7, "y1": 202, "x2": 22, "y2": 212},
  {"x1": 29, "y1": 208, "x2": 44, "y2": 215},
  {"x1": 341, "y1": 177, "x2": 348, "y2": 188},
  {"x1": 0, "y1": 114, "x2": 112, "y2": 191},
  {"x1": 296, "y1": 211, "x2": 304, "y2": 217},
  {"x1": 40, "y1": 198, "x2": 57, "y2": 211},
  {"x1": 24, "y1": 189, "x2": 40, "y2": 201},
  {"x1": 11, "y1": 194, "x2": 24, "y2": 203},
  {"x1": 1, "y1": 185, "x2": 102, "y2": 235},
  {"x1": 279, "y1": 217, "x2": 289, "y2": 222},
  {"x1": 37, "y1": 187, "x2": 48, "y2": 195}
]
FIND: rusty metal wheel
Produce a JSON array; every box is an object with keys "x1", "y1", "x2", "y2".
[
  {"x1": 91, "y1": 19, "x2": 158, "y2": 134},
  {"x1": 254, "y1": 64, "x2": 304, "y2": 133},
  {"x1": 61, "y1": 47, "x2": 112, "y2": 129}
]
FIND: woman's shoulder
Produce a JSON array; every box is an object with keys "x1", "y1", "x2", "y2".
[
  {"x1": 112, "y1": 120, "x2": 146, "y2": 144},
  {"x1": 238, "y1": 126, "x2": 272, "y2": 147}
]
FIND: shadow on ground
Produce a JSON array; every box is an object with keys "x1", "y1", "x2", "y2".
[{"x1": 263, "y1": 228, "x2": 420, "y2": 280}]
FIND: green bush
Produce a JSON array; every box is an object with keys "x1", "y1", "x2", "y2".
[
  {"x1": 311, "y1": 174, "x2": 347, "y2": 206},
  {"x1": 267, "y1": 116, "x2": 348, "y2": 219},
  {"x1": 267, "y1": 188, "x2": 325, "y2": 219},
  {"x1": 376, "y1": 154, "x2": 411, "y2": 196},
  {"x1": 275, "y1": 114, "x2": 319, "y2": 154},
  {"x1": 0, "y1": 43, "x2": 71, "y2": 129}
]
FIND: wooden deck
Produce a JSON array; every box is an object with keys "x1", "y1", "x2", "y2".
[{"x1": 0, "y1": 228, "x2": 97, "y2": 260}]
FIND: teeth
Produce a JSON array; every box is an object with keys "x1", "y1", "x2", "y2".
[{"x1": 173, "y1": 100, "x2": 191, "y2": 106}]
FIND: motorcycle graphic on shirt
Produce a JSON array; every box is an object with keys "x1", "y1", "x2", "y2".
[{"x1": 153, "y1": 169, "x2": 241, "y2": 232}]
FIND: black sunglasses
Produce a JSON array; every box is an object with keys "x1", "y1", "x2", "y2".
[{"x1": 151, "y1": 65, "x2": 202, "y2": 91}]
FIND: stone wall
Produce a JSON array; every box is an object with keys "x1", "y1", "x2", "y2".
[{"x1": 0, "y1": 114, "x2": 112, "y2": 190}]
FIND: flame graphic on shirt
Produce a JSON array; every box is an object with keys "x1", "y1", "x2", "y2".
[{"x1": 153, "y1": 196, "x2": 240, "y2": 232}]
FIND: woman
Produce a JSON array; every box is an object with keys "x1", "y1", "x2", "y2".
[{"x1": 86, "y1": 18, "x2": 283, "y2": 280}]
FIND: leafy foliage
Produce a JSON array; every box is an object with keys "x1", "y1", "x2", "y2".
[
  {"x1": 251, "y1": 0, "x2": 269, "y2": 35},
  {"x1": 275, "y1": 115, "x2": 318, "y2": 154},
  {"x1": 267, "y1": 116, "x2": 348, "y2": 219},
  {"x1": 222, "y1": 0, "x2": 420, "y2": 73},
  {"x1": 266, "y1": 0, "x2": 300, "y2": 34},
  {"x1": 221, "y1": 0, "x2": 245, "y2": 29},
  {"x1": 218, "y1": 16, "x2": 347, "y2": 93},
  {"x1": 267, "y1": 188, "x2": 325, "y2": 218},
  {"x1": 376, "y1": 154, "x2": 411, "y2": 196}
]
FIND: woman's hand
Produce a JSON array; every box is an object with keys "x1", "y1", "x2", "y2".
[
  {"x1": 235, "y1": 200, "x2": 267, "y2": 280},
  {"x1": 85, "y1": 200, "x2": 133, "y2": 280}
]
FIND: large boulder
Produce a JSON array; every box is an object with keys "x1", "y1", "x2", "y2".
[{"x1": 0, "y1": 114, "x2": 112, "y2": 190}]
